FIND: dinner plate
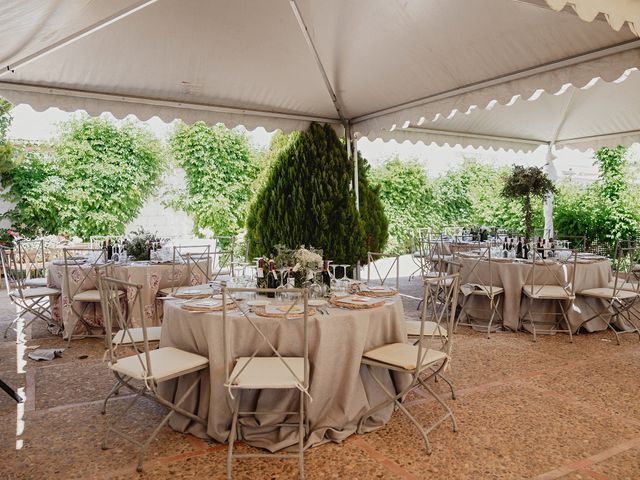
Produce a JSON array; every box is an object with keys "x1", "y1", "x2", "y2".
[
  {"x1": 247, "y1": 299, "x2": 271, "y2": 307},
  {"x1": 308, "y1": 299, "x2": 327, "y2": 306}
]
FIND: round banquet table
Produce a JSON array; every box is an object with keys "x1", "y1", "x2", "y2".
[
  {"x1": 454, "y1": 256, "x2": 616, "y2": 333},
  {"x1": 47, "y1": 260, "x2": 209, "y2": 336},
  {"x1": 158, "y1": 297, "x2": 409, "y2": 452}
]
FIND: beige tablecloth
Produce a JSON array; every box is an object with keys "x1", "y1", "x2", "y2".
[
  {"x1": 456, "y1": 257, "x2": 612, "y2": 332},
  {"x1": 158, "y1": 298, "x2": 409, "y2": 451},
  {"x1": 47, "y1": 260, "x2": 209, "y2": 336}
]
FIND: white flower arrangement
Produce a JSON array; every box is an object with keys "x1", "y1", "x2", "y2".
[{"x1": 294, "y1": 247, "x2": 323, "y2": 271}]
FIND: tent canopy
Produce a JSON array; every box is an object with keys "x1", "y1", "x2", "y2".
[
  {"x1": 382, "y1": 67, "x2": 640, "y2": 152},
  {"x1": 0, "y1": 0, "x2": 639, "y2": 141}
]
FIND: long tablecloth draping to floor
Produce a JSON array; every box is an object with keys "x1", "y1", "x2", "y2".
[
  {"x1": 453, "y1": 257, "x2": 617, "y2": 332},
  {"x1": 158, "y1": 297, "x2": 410, "y2": 452},
  {"x1": 47, "y1": 260, "x2": 209, "y2": 336}
]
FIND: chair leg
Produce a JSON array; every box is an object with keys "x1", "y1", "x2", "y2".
[
  {"x1": 101, "y1": 376, "x2": 126, "y2": 415},
  {"x1": 418, "y1": 376, "x2": 458, "y2": 433},
  {"x1": 558, "y1": 301, "x2": 573, "y2": 343},
  {"x1": 227, "y1": 393, "x2": 241, "y2": 480},
  {"x1": 102, "y1": 387, "x2": 144, "y2": 450},
  {"x1": 298, "y1": 389, "x2": 305, "y2": 480},
  {"x1": 137, "y1": 377, "x2": 202, "y2": 472}
]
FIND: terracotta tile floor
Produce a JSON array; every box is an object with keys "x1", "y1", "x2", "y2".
[{"x1": 1, "y1": 283, "x2": 639, "y2": 480}]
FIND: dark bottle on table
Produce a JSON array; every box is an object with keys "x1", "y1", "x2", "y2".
[
  {"x1": 549, "y1": 238, "x2": 555, "y2": 258},
  {"x1": 322, "y1": 260, "x2": 331, "y2": 288},
  {"x1": 107, "y1": 239, "x2": 113, "y2": 260},
  {"x1": 516, "y1": 237, "x2": 523, "y2": 258},
  {"x1": 267, "y1": 259, "x2": 277, "y2": 297},
  {"x1": 256, "y1": 258, "x2": 266, "y2": 289},
  {"x1": 508, "y1": 238, "x2": 514, "y2": 251}
]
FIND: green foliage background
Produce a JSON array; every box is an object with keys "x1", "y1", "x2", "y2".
[
  {"x1": 167, "y1": 121, "x2": 259, "y2": 236},
  {"x1": 246, "y1": 123, "x2": 387, "y2": 264},
  {"x1": 2, "y1": 116, "x2": 164, "y2": 239}
]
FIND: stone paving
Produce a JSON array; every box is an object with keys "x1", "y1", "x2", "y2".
[{"x1": 1, "y1": 275, "x2": 639, "y2": 480}]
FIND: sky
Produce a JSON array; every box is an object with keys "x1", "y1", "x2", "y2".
[{"x1": 6, "y1": 104, "x2": 602, "y2": 180}]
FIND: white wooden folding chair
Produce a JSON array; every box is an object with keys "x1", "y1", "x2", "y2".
[
  {"x1": 359, "y1": 274, "x2": 459, "y2": 454},
  {"x1": 456, "y1": 246, "x2": 505, "y2": 338},
  {"x1": 577, "y1": 243, "x2": 640, "y2": 345},
  {"x1": 2, "y1": 246, "x2": 61, "y2": 338},
  {"x1": 520, "y1": 245, "x2": 578, "y2": 342},
  {"x1": 222, "y1": 284, "x2": 309, "y2": 480},
  {"x1": 99, "y1": 275, "x2": 208, "y2": 472},
  {"x1": 366, "y1": 251, "x2": 400, "y2": 291},
  {"x1": 212, "y1": 235, "x2": 236, "y2": 280},
  {"x1": 16, "y1": 239, "x2": 48, "y2": 287},
  {"x1": 157, "y1": 244, "x2": 212, "y2": 297},
  {"x1": 405, "y1": 272, "x2": 459, "y2": 399},
  {"x1": 63, "y1": 247, "x2": 117, "y2": 345}
]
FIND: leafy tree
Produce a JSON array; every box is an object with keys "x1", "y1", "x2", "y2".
[
  {"x1": 0, "y1": 98, "x2": 15, "y2": 174},
  {"x1": 592, "y1": 146, "x2": 638, "y2": 243},
  {"x1": 357, "y1": 153, "x2": 388, "y2": 254},
  {"x1": 500, "y1": 165, "x2": 555, "y2": 239},
  {"x1": 370, "y1": 158, "x2": 439, "y2": 253},
  {"x1": 168, "y1": 121, "x2": 259, "y2": 236},
  {"x1": 2, "y1": 117, "x2": 164, "y2": 238},
  {"x1": 246, "y1": 122, "x2": 386, "y2": 265}
]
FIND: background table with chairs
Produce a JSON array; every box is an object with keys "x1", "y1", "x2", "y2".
[
  {"x1": 452, "y1": 254, "x2": 614, "y2": 332},
  {"x1": 47, "y1": 258, "x2": 210, "y2": 337},
  {"x1": 157, "y1": 294, "x2": 408, "y2": 451}
]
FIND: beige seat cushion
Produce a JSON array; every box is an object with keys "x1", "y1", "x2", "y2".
[
  {"x1": 110, "y1": 346, "x2": 208, "y2": 382},
  {"x1": 363, "y1": 343, "x2": 447, "y2": 371},
  {"x1": 112, "y1": 327, "x2": 162, "y2": 346},
  {"x1": 461, "y1": 283, "x2": 504, "y2": 297},
  {"x1": 522, "y1": 285, "x2": 572, "y2": 299},
  {"x1": 74, "y1": 289, "x2": 118, "y2": 302},
  {"x1": 227, "y1": 357, "x2": 305, "y2": 389},
  {"x1": 579, "y1": 287, "x2": 639, "y2": 300},
  {"x1": 14, "y1": 286, "x2": 61, "y2": 299},
  {"x1": 25, "y1": 277, "x2": 48, "y2": 287},
  {"x1": 607, "y1": 279, "x2": 639, "y2": 292},
  {"x1": 405, "y1": 320, "x2": 448, "y2": 338}
]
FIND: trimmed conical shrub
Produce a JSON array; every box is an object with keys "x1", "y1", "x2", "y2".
[
  {"x1": 246, "y1": 123, "x2": 387, "y2": 265},
  {"x1": 357, "y1": 152, "x2": 388, "y2": 254}
]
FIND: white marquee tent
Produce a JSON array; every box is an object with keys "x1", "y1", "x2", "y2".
[
  {"x1": 1, "y1": 0, "x2": 640, "y2": 144},
  {"x1": 381, "y1": 66, "x2": 640, "y2": 152}
]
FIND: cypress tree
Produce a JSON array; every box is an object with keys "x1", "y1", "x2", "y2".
[
  {"x1": 246, "y1": 123, "x2": 387, "y2": 265},
  {"x1": 357, "y1": 153, "x2": 388, "y2": 254}
]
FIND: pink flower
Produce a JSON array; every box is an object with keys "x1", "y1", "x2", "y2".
[{"x1": 149, "y1": 273, "x2": 160, "y2": 292}]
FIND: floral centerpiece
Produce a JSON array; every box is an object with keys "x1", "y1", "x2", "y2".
[
  {"x1": 125, "y1": 228, "x2": 161, "y2": 261},
  {"x1": 256, "y1": 245, "x2": 324, "y2": 288}
]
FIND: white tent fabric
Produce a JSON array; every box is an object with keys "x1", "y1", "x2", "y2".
[
  {"x1": 545, "y1": 0, "x2": 640, "y2": 36},
  {"x1": 381, "y1": 67, "x2": 640, "y2": 152},
  {"x1": 0, "y1": 0, "x2": 639, "y2": 140}
]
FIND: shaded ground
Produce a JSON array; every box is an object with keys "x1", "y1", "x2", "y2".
[{"x1": 1, "y1": 269, "x2": 639, "y2": 480}]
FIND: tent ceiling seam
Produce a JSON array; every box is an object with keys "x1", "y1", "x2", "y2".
[
  {"x1": 289, "y1": 0, "x2": 346, "y2": 124},
  {"x1": 0, "y1": 0, "x2": 159, "y2": 77},
  {"x1": 350, "y1": 39, "x2": 640, "y2": 125}
]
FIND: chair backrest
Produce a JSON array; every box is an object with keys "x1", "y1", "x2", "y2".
[
  {"x1": 63, "y1": 247, "x2": 109, "y2": 300},
  {"x1": 609, "y1": 242, "x2": 640, "y2": 297},
  {"x1": 415, "y1": 231, "x2": 448, "y2": 276},
  {"x1": 524, "y1": 244, "x2": 578, "y2": 296},
  {"x1": 211, "y1": 236, "x2": 236, "y2": 278},
  {"x1": 366, "y1": 252, "x2": 400, "y2": 290},
  {"x1": 415, "y1": 273, "x2": 459, "y2": 372},
  {"x1": 1, "y1": 247, "x2": 24, "y2": 295},
  {"x1": 15, "y1": 239, "x2": 46, "y2": 280},
  {"x1": 171, "y1": 245, "x2": 212, "y2": 290},
  {"x1": 221, "y1": 284, "x2": 309, "y2": 393},
  {"x1": 98, "y1": 276, "x2": 151, "y2": 372},
  {"x1": 458, "y1": 246, "x2": 500, "y2": 296}
]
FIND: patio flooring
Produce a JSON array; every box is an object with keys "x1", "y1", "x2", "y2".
[{"x1": 1, "y1": 277, "x2": 639, "y2": 480}]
